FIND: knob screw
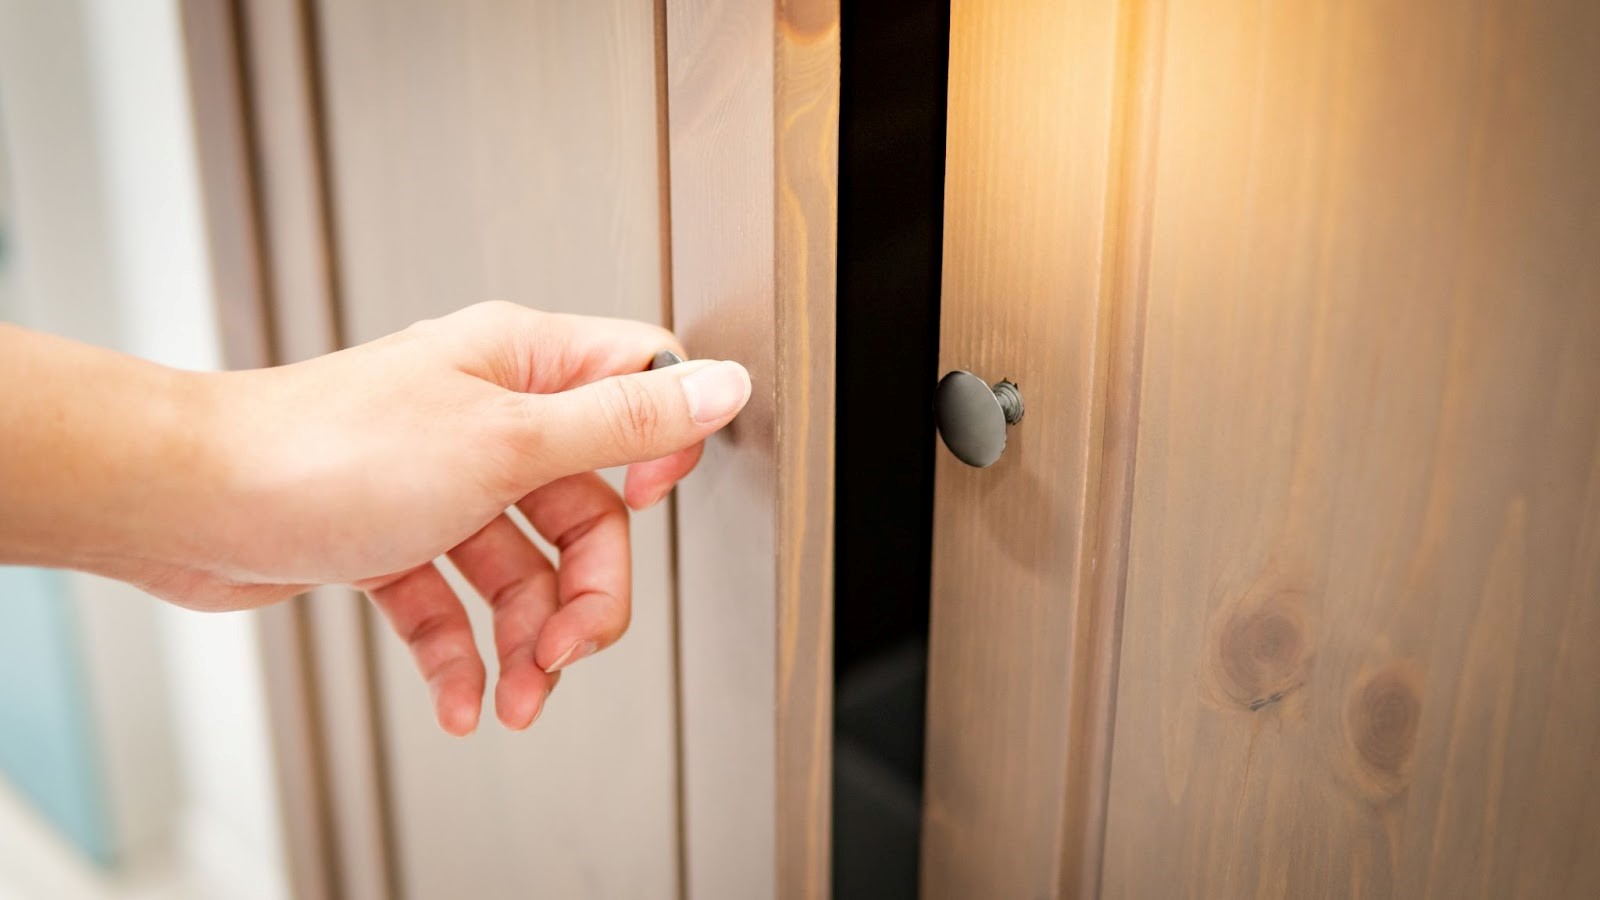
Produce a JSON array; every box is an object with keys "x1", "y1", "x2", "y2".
[{"x1": 991, "y1": 379, "x2": 1024, "y2": 425}]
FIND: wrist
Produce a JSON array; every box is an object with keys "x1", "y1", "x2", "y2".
[
  {"x1": 129, "y1": 367, "x2": 236, "y2": 571},
  {"x1": 0, "y1": 323, "x2": 263, "y2": 605},
  {"x1": 68, "y1": 364, "x2": 228, "y2": 580},
  {"x1": 6, "y1": 338, "x2": 230, "y2": 577}
]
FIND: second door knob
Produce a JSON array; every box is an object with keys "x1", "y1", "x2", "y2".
[{"x1": 935, "y1": 370, "x2": 1023, "y2": 468}]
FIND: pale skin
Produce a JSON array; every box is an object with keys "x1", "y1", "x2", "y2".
[{"x1": 0, "y1": 301, "x2": 752, "y2": 736}]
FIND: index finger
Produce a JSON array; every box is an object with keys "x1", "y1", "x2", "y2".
[
  {"x1": 450, "y1": 303, "x2": 712, "y2": 498},
  {"x1": 528, "y1": 311, "x2": 688, "y2": 392}
]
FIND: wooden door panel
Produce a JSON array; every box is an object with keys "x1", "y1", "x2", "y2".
[
  {"x1": 928, "y1": 0, "x2": 1600, "y2": 897},
  {"x1": 922, "y1": 1, "x2": 1129, "y2": 896},
  {"x1": 311, "y1": 2, "x2": 679, "y2": 897},
  {"x1": 662, "y1": 1, "x2": 838, "y2": 896},
  {"x1": 1101, "y1": 1, "x2": 1600, "y2": 897}
]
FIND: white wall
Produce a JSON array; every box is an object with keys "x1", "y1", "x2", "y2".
[
  {"x1": 0, "y1": 1, "x2": 287, "y2": 897},
  {"x1": 81, "y1": 0, "x2": 221, "y2": 372}
]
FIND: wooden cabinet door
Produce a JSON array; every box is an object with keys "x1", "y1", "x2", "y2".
[
  {"x1": 184, "y1": 1, "x2": 840, "y2": 897},
  {"x1": 310, "y1": 4, "x2": 684, "y2": 898},
  {"x1": 925, "y1": 1, "x2": 1600, "y2": 897}
]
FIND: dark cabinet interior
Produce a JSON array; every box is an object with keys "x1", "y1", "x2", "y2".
[{"x1": 832, "y1": 2, "x2": 950, "y2": 897}]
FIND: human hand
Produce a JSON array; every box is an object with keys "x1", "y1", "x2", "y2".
[{"x1": 149, "y1": 302, "x2": 749, "y2": 733}]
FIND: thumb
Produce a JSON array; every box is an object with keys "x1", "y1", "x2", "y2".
[{"x1": 519, "y1": 359, "x2": 751, "y2": 478}]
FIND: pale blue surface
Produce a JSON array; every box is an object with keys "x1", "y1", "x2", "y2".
[{"x1": 0, "y1": 567, "x2": 112, "y2": 864}]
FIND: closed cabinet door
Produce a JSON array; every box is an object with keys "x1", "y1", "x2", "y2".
[{"x1": 924, "y1": 1, "x2": 1600, "y2": 898}]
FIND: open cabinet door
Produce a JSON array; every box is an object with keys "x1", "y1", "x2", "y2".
[{"x1": 925, "y1": 0, "x2": 1600, "y2": 897}]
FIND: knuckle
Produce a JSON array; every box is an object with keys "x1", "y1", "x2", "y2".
[
  {"x1": 400, "y1": 315, "x2": 444, "y2": 342},
  {"x1": 593, "y1": 489, "x2": 629, "y2": 529},
  {"x1": 645, "y1": 323, "x2": 682, "y2": 354},
  {"x1": 457, "y1": 301, "x2": 540, "y2": 336},
  {"x1": 471, "y1": 299, "x2": 523, "y2": 320},
  {"x1": 489, "y1": 394, "x2": 557, "y2": 487},
  {"x1": 602, "y1": 378, "x2": 662, "y2": 450},
  {"x1": 404, "y1": 612, "x2": 455, "y2": 648}
]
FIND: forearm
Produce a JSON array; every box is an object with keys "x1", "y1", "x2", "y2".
[{"x1": 0, "y1": 323, "x2": 222, "y2": 577}]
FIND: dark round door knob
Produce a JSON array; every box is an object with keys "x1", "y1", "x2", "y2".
[{"x1": 935, "y1": 370, "x2": 1024, "y2": 468}]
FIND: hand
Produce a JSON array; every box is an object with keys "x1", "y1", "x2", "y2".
[{"x1": 148, "y1": 302, "x2": 749, "y2": 733}]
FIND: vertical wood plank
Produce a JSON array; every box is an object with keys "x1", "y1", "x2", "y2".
[
  {"x1": 1100, "y1": 1, "x2": 1600, "y2": 896},
  {"x1": 921, "y1": 1, "x2": 1128, "y2": 896},
  {"x1": 663, "y1": 1, "x2": 781, "y2": 895},
  {"x1": 665, "y1": 0, "x2": 838, "y2": 896},
  {"x1": 234, "y1": 0, "x2": 340, "y2": 362},
  {"x1": 774, "y1": 4, "x2": 839, "y2": 897},
  {"x1": 177, "y1": 0, "x2": 271, "y2": 372},
  {"x1": 1058, "y1": 1, "x2": 1166, "y2": 895}
]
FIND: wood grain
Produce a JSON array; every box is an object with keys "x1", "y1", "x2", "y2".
[
  {"x1": 1100, "y1": 1, "x2": 1600, "y2": 896},
  {"x1": 309, "y1": 1, "x2": 680, "y2": 897},
  {"x1": 664, "y1": 0, "x2": 838, "y2": 896},
  {"x1": 774, "y1": 4, "x2": 839, "y2": 897},
  {"x1": 922, "y1": 0, "x2": 1130, "y2": 897},
  {"x1": 178, "y1": 0, "x2": 271, "y2": 372},
  {"x1": 663, "y1": 1, "x2": 778, "y2": 885},
  {"x1": 1058, "y1": 1, "x2": 1167, "y2": 895}
]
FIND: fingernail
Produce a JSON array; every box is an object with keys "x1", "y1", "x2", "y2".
[
  {"x1": 681, "y1": 361, "x2": 752, "y2": 425},
  {"x1": 642, "y1": 483, "x2": 673, "y2": 510},
  {"x1": 531, "y1": 687, "x2": 553, "y2": 727},
  {"x1": 545, "y1": 640, "x2": 597, "y2": 673}
]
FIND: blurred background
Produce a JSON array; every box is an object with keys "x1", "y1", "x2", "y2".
[{"x1": 0, "y1": 1, "x2": 287, "y2": 896}]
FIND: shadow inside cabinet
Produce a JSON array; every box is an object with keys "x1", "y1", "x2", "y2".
[{"x1": 832, "y1": 1, "x2": 950, "y2": 897}]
